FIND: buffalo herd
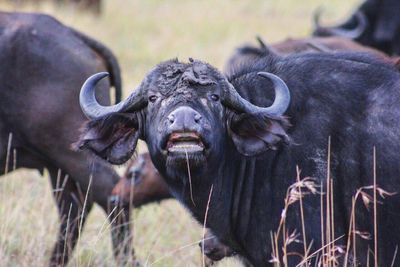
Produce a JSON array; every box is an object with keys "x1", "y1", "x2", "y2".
[{"x1": 1, "y1": 0, "x2": 400, "y2": 266}]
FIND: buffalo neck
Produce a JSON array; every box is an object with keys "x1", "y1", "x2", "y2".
[{"x1": 163, "y1": 144, "x2": 287, "y2": 266}]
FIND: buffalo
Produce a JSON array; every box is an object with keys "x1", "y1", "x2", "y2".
[
  {"x1": 224, "y1": 36, "x2": 399, "y2": 75},
  {"x1": 77, "y1": 51, "x2": 400, "y2": 266},
  {"x1": 313, "y1": 0, "x2": 400, "y2": 55},
  {"x1": 112, "y1": 152, "x2": 171, "y2": 206},
  {"x1": 0, "y1": 11, "x2": 137, "y2": 266}
]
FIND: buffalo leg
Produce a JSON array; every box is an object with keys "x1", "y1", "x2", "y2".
[
  {"x1": 87, "y1": 162, "x2": 137, "y2": 265},
  {"x1": 99, "y1": 198, "x2": 138, "y2": 266},
  {"x1": 48, "y1": 168, "x2": 93, "y2": 267},
  {"x1": 45, "y1": 156, "x2": 136, "y2": 265}
]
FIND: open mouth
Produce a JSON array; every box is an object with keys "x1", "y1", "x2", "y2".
[{"x1": 166, "y1": 132, "x2": 205, "y2": 153}]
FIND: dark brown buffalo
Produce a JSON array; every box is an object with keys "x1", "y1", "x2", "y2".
[
  {"x1": 112, "y1": 152, "x2": 171, "y2": 206},
  {"x1": 224, "y1": 36, "x2": 399, "y2": 75},
  {"x1": 0, "y1": 11, "x2": 135, "y2": 266},
  {"x1": 272, "y1": 36, "x2": 388, "y2": 56}
]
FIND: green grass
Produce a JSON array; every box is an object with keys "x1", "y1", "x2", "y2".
[{"x1": 0, "y1": 0, "x2": 357, "y2": 266}]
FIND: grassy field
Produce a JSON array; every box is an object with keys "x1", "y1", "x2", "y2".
[{"x1": 0, "y1": 0, "x2": 358, "y2": 266}]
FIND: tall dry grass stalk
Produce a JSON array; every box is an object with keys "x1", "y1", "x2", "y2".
[
  {"x1": 4, "y1": 132, "x2": 13, "y2": 174},
  {"x1": 185, "y1": 150, "x2": 196, "y2": 207},
  {"x1": 390, "y1": 245, "x2": 398, "y2": 267},
  {"x1": 201, "y1": 185, "x2": 214, "y2": 267},
  {"x1": 296, "y1": 166, "x2": 307, "y2": 257},
  {"x1": 330, "y1": 179, "x2": 335, "y2": 264},
  {"x1": 373, "y1": 146, "x2": 377, "y2": 267},
  {"x1": 320, "y1": 180, "x2": 325, "y2": 266},
  {"x1": 325, "y1": 137, "x2": 332, "y2": 267},
  {"x1": 315, "y1": 136, "x2": 345, "y2": 267}
]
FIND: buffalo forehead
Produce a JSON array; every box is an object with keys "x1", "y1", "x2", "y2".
[{"x1": 154, "y1": 61, "x2": 219, "y2": 96}]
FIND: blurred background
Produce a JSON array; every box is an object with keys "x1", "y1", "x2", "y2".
[{"x1": 0, "y1": 0, "x2": 358, "y2": 266}]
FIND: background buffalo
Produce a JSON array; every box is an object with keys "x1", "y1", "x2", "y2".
[
  {"x1": 313, "y1": 0, "x2": 400, "y2": 55},
  {"x1": 224, "y1": 35, "x2": 400, "y2": 76},
  {"x1": 0, "y1": 0, "x2": 391, "y2": 266},
  {"x1": 0, "y1": 11, "x2": 141, "y2": 267}
]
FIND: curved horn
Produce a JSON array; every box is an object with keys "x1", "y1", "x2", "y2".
[
  {"x1": 80, "y1": 72, "x2": 147, "y2": 120},
  {"x1": 223, "y1": 72, "x2": 290, "y2": 116},
  {"x1": 313, "y1": 9, "x2": 367, "y2": 39}
]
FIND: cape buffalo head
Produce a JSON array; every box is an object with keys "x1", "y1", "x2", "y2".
[{"x1": 77, "y1": 59, "x2": 290, "y2": 179}]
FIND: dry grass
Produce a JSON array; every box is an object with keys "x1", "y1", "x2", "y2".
[
  {"x1": 0, "y1": 0, "x2": 359, "y2": 266},
  {"x1": 269, "y1": 141, "x2": 397, "y2": 267}
]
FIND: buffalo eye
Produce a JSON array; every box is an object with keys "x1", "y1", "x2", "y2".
[
  {"x1": 210, "y1": 94, "x2": 220, "y2": 101},
  {"x1": 149, "y1": 95, "x2": 158, "y2": 103}
]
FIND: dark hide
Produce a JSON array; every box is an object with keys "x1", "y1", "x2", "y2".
[
  {"x1": 78, "y1": 53, "x2": 400, "y2": 266},
  {"x1": 0, "y1": 11, "x2": 135, "y2": 266},
  {"x1": 313, "y1": 0, "x2": 400, "y2": 55}
]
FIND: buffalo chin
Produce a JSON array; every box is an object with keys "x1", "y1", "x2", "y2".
[{"x1": 165, "y1": 151, "x2": 207, "y2": 177}]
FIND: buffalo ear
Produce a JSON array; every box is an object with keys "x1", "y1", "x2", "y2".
[
  {"x1": 228, "y1": 112, "x2": 290, "y2": 156},
  {"x1": 73, "y1": 113, "x2": 141, "y2": 165}
]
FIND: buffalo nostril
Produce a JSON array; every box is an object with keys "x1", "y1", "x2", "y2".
[
  {"x1": 194, "y1": 114, "x2": 202, "y2": 123},
  {"x1": 168, "y1": 114, "x2": 175, "y2": 123}
]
